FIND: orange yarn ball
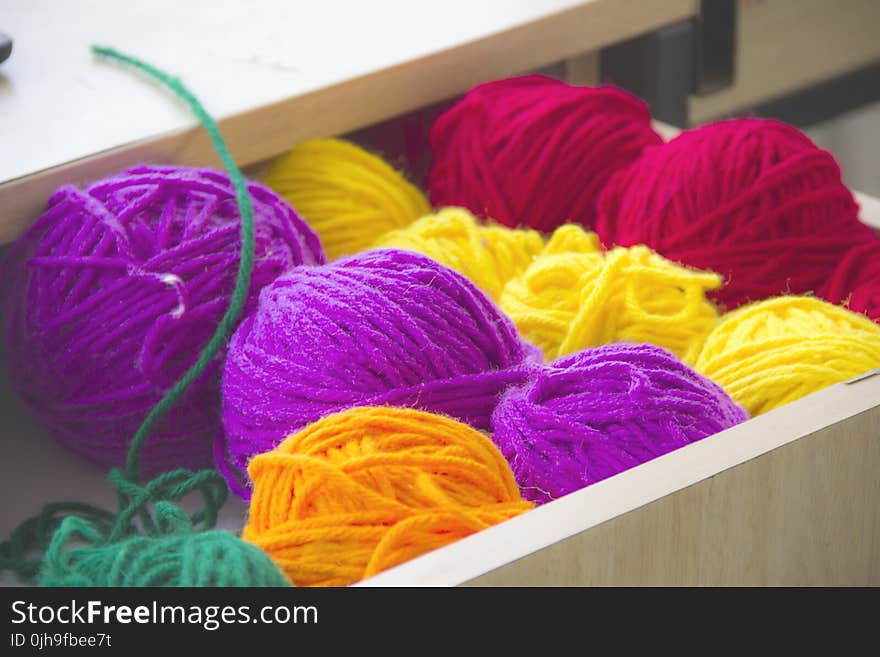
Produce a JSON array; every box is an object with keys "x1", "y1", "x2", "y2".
[{"x1": 242, "y1": 406, "x2": 533, "y2": 586}]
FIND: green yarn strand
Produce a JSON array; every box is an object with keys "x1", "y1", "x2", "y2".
[
  {"x1": 105, "y1": 467, "x2": 228, "y2": 543},
  {"x1": 0, "y1": 503, "x2": 117, "y2": 580},
  {"x1": 0, "y1": 46, "x2": 287, "y2": 587},
  {"x1": 91, "y1": 45, "x2": 256, "y2": 481}
]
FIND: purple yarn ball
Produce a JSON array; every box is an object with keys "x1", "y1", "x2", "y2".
[
  {"x1": 219, "y1": 248, "x2": 540, "y2": 497},
  {"x1": 1, "y1": 165, "x2": 325, "y2": 477},
  {"x1": 490, "y1": 343, "x2": 748, "y2": 504}
]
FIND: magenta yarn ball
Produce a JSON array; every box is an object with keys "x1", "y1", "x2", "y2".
[
  {"x1": 0, "y1": 165, "x2": 325, "y2": 477},
  {"x1": 218, "y1": 248, "x2": 540, "y2": 498},
  {"x1": 490, "y1": 343, "x2": 748, "y2": 504}
]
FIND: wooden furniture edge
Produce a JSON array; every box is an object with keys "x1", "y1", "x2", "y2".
[
  {"x1": 467, "y1": 399, "x2": 880, "y2": 585},
  {"x1": 358, "y1": 371, "x2": 880, "y2": 586},
  {"x1": 0, "y1": 0, "x2": 697, "y2": 244}
]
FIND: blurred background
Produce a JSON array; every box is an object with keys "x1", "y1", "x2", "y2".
[
  {"x1": 351, "y1": 0, "x2": 880, "y2": 197},
  {"x1": 599, "y1": 0, "x2": 880, "y2": 195},
  {"x1": 597, "y1": 0, "x2": 880, "y2": 197}
]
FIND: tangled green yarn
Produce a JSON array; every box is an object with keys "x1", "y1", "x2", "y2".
[
  {"x1": 0, "y1": 46, "x2": 289, "y2": 587},
  {"x1": 41, "y1": 520, "x2": 289, "y2": 587}
]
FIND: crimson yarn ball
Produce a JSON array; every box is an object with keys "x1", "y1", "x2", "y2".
[
  {"x1": 595, "y1": 118, "x2": 875, "y2": 310},
  {"x1": 427, "y1": 74, "x2": 662, "y2": 231},
  {"x1": 818, "y1": 238, "x2": 880, "y2": 323},
  {"x1": 0, "y1": 165, "x2": 325, "y2": 477}
]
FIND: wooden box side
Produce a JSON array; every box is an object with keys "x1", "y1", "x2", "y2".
[{"x1": 359, "y1": 373, "x2": 880, "y2": 586}]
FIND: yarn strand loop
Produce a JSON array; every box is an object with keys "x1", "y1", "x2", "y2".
[
  {"x1": 91, "y1": 45, "x2": 256, "y2": 480},
  {"x1": 0, "y1": 46, "x2": 258, "y2": 585}
]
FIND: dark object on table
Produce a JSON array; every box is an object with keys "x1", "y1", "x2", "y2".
[{"x1": 0, "y1": 33, "x2": 12, "y2": 64}]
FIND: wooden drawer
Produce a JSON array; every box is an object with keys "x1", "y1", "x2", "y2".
[
  {"x1": 1, "y1": 0, "x2": 878, "y2": 587},
  {"x1": 361, "y1": 371, "x2": 880, "y2": 586}
]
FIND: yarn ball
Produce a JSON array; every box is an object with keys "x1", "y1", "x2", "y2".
[
  {"x1": 427, "y1": 74, "x2": 661, "y2": 231},
  {"x1": 264, "y1": 138, "x2": 431, "y2": 260},
  {"x1": 818, "y1": 239, "x2": 880, "y2": 323},
  {"x1": 694, "y1": 296, "x2": 880, "y2": 416},
  {"x1": 220, "y1": 248, "x2": 539, "y2": 496},
  {"x1": 499, "y1": 225, "x2": 722, "y2": 363},
  {"x1": 0, "y1": 165, "x2": 325, "y2": 476},
  {"x1": 595, "y1": 118, "x2": 874, "y2": 310},
  {"x1": 372, "y1": 206, "x2": 545, "y2": 300},
  {"x1": 491, "y1": 343, "x2": 748, "y2": 504},
  {"x1": 40, "y1": 528, "x2": 290, "y2": 587},
  {"x1": 242, "y1": 406, "x2": 533, "y2": 587}
]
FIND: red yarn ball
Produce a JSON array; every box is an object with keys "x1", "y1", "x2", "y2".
[
  {"x1": 595, "y1": 118, "x2": 874, "y2": 310},
  {"x1": 426, "y1": 75, "x2": 662, "y2": 231},
  {"x1": 818, "y1": 238, "x2": 880, "y2": 323}
]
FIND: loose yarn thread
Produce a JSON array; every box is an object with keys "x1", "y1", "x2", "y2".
[
  {"x1": 595, "y1": 118, "x2": 874, "y2": 310},
  {"x1": 373, "y1": 206, "x2": 545, "y2": 300},
  {"x1": 219, "y1": 248, "x2": 540, "y2": 497},
  {"x1": 427, "y1": 74, "x2": 661, "y2": 231},
  {"x1": 499, "y1": 225, "x2": 722, "y2": 363},
  {"x1": 490, "y1": 343, "x2": 748, "y2": 504},
  {"x1": 264, "y1": 138, "x2": 430, "y2": 260},
  {"x1": 694, "y1": 296, "x2": 880, "y2": 416},
  {"x1": 243, "y1": 406, "x2": 533, "y2": 587}
]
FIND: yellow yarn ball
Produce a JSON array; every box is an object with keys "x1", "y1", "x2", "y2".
[
  {"x1": 499, "y1": 225, "x2": 722, "y2": 363},
  {"x1": 264, "y1": 138, "x2": 431, "y2": 260},
  {"x1": 537, "y1": 223, "x2": 602, "y2": 256},
  {"x1": 694, "y1": 296, "x2": 880, "y2": 416},
  {"x1": 373, "y1": 207, "x2": 544, "y2": 300}
]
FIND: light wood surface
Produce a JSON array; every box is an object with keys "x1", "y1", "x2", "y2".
[
  {"x1": 360, "y1": 370, "x2": 880, "y2": 586},
  {"x1": 0, "y1": 0, "x2": 697, "y2": 244},
  {"x1": 690, "y1": 0, "x2": 880, "y2": 123}
]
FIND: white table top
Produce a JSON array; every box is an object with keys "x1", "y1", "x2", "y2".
[
  {"x1": 0, "y1": 0, "x2": 696, "y2": 242},
  {"x1": 1, "y1": 0, "x2": 577, "y2": 184}
]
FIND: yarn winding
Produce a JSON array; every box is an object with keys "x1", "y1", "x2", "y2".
[
  {"x1": 694, "y1": 296, "x2": 880, "y2": 416},
  {"x1": 373, "y1": 206, "x2": 545, "y2": 300},
  {"x1": 264, "y1": 138, "x2": 430, "y2": 260},
  {"x1": 500, "y1": 225, "x2": 722, "y2": 363},
  {"x1": 243, "y1": 406, "x2": 533, "y2": 586},
  {"x1": 595, "y1": 118, "x2": 874, "y2": 310},
  {"x1": 0, "y1": 165, "x2": 324, "y2": 476},
  {"x1": 818, "y1": 239, "x2": 880, "y2": 323},
  {"x1": 40, "y1": 519, "x2": 289, "y2": 587},
  {"x1": 427, "y1": 75, "x2": 661, "y2": 231},
  {"x1": 491, "y1": 343, "x2": 748, "y2": 504},
  {"x1": 220, "y1": 248, "x2": 540, "y2": 497}
]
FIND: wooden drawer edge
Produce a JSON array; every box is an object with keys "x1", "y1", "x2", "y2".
[
  {"x1": 358, "y1": 371, "x2": 880, "y2": 586},
  {"x1": 0, "y1": 0, "x2": 698, "y2": 246}
]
